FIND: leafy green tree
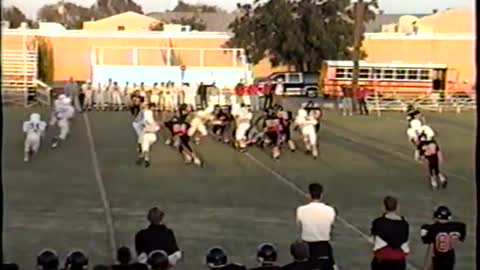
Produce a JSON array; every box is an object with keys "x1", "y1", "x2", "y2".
[
  {"x1": 2, "y1": 6, "x2": 34, "y2": 28},
  {"x1": 171, "y1": 1, "x2": 220, "y2": 13},
  {"x1": 91, "y1": 0, "x2": 144, "y2": 19},
  {"x1": 226, "y1": 0, "x2": 377, "y2": 72},
  {"x1": 37, "y1": 1, "x2": 94, "y2": 29}
]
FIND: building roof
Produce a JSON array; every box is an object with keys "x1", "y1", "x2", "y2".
[
  {"x1": 148, "y1": 11, "x2": 238, "y2": 32},
  {"x1": 365, "y1": 13, "x2": 429, "y2": 32}
]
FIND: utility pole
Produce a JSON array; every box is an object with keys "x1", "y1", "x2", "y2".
[{"x1": 351, "y1": 0, "x2": 366, "y2": 113}]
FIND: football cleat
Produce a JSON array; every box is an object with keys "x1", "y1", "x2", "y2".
[
  {"x1": 439, "y1": 174, "x2": 447, "y2": 189},
  {"x1": 144, "y1": 160, "x2": 150, "y2": 168},
  {"x1": 165, "y1": 139, "x2": 172, "y2": 145},
  {"x1": 51, "y1": 138, "x2": 59, "y2": 149},
  {"x1": 193, "y1": 157, "x2": 202, "y2": 167}
]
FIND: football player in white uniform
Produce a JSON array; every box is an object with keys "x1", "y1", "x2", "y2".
[
  {"x1": 136, "y1": 106, "x2": 160, "y2": 168},
  {"x1": 234, "y1": 104, "x2": 253, "y2": 152},
  {"x1": 187, "y1": 105, "x2": 214, "y2": 144},
  {"x1": 23, "y1": 113, "x2": 47, "y2": 162},
  {"x1": 51, "y1": 97, "x2": 75, "y2": 148},
  {"x1": 407, "y1": 120, "x2": 436, "y2": 161},
  {"x1": 294, "y1": 108, "x2": 318, "y2": 158}
]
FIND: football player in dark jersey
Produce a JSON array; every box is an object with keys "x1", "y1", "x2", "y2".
[
  {"x1": 206, "y1": 247, "x2": 247, "y2": 270},
  {"x1": 276, "y1": 106, "x2": 296, "y2": 152},
  {"x1": 147, "y1": 250, "x2": 170, "y2": 270},
  {"x1": 65, "y1": 250, "x2": 89, "y2": 270},
  {"x1": 37, "y1": 249, "x2": 60, "y2": 270},
  {"x1": 421, "y1": 138, "x2": 447, "y2": 189},
  {"x1": 131, "y1": 90, "x2": 145, "y2": 117},
  {"x1": 421, "y1": 206, "x2": 466, "y2": 270},
  {"x1": 211, "y1": 105, "x2": 233, "y2": 143},
  {"x1": 250, "y1": 243, "x2": 281, "y2": 270},
  {"x1": 263, "y1": 109, "x2": 282, "y2": 160},
  {"x1": 164, "y1": 112, "x2": 202, "y2": 166}
]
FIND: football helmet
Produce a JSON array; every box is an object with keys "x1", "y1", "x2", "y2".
[
  {"x1": 434, "y1": 205, "x2": 452, "y2": 220},
  {"x1": 257, "y1": 243, "x2": 277, "y2": 263},
  {"x1": 65, "y1": 250, "x2": 88, "y2": 270},
  {"x1": 206, "y1": 247, "x2": 228, "y2": 268},
  {"x1": 37, "y1": 249, "x2": 59, "y2": 270}
]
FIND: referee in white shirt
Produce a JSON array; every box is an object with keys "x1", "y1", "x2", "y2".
[{"x1": 296, "y1": 183, "x2": 336, "y2": 270}]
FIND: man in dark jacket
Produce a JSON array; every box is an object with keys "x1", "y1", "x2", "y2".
[
  {"x1": 135, "y1": 207, "x2": 182, "y2": 266},
  {"x1": 370, "y1": 196, "x2": 410, "y2": 270}
]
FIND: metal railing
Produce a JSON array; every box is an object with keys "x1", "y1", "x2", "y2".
[{"x1": 365, "y1": 91, "x2": 476, "y2": 115}]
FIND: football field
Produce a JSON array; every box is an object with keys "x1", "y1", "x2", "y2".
[{"x1": 2, "y1": 102, "x2": 475, "y2": 269}]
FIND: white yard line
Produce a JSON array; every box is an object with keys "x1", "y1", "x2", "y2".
[
  {"x1": 83, "y1": 113, "x2": 117, "y2": 262},
  {"x1": 244, "y1": 152, "x2": 420, "y2": 270}
]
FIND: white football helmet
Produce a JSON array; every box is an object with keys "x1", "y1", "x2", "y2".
[
  {"x1": 297, "y1": 109, "x2": 308, "y2": 118},
  {"x1": 30, "y1": 113, "x2": 41, "y2": 122}
]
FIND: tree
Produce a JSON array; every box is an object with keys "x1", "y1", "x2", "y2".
[
  {"x1": 172, "y1": 1, "x2": 221, "y2": 13},
  {"x1": 37, "y1": 2, "x2": 94, "y2": 29},
  {"x1": 226, "y1": 0, "x2": 377, "y2": 72},
  {"x1": 1, "y1": 6, "x2": 33, "y2": 28},
  {"x1": 91, "y1": 0, "x2": 143, "y2": 19},
  {"x1": 170, "y1": 16, "x2": 207, "y2": 31}
]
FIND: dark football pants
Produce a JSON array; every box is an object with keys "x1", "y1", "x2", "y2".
[
  {"x1": 427, "y1": 155, "x2": 440, "y2": 176},
  {"x1": 432, "y1": 257, "x2": 455, "y2": 270},
  {"x1": 371, "y1": 257, "x2": 406, "y2": 270}
]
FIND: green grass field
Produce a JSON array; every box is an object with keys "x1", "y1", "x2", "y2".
[{"x1": 3, "y1": 104, "x2": 475, "y2": 270}]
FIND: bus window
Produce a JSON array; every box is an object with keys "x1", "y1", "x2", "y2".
[
  {"x1": 407, "y1": 69, "x2": 418, "y2": 80},
  {"x1": 395, "y1": 69, "x2": 406, "y2": 80},
  {"x1": 384, "y1": 69, "x2": 394, "y2": 80},
  {"x1": 419, "y1": 69, "x2": 430, "y2": 80},
  {"x1": 359, "y1": 68, "x2": 370, "y2": 79},
  {"x1": 335, "y1": 68, "x2": 347, "y2": 79},
  {"x1": 373, "y1": 69, "x2": 382, "y2": 80}
]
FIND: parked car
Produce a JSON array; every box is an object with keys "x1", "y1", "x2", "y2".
[{"x1": 256, "y1": 72, "x2": 320, "y2": 97}]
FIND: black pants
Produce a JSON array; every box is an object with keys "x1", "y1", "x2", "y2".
[
  {"x1": 427, "y1": 155, "x2": 440, "y2": 176},
  {"x1": 263, "y1": 94, "x2": 273, "y2": 109},
  {"x1": 371, "y1": 257, "x2": 406, "y2": 270},
  {"x1": 178, "y1": 135, "x2": 193, "y2": 153},
  {"x1": 79, "y1": 93, "x2": 85, "y2": 108},
  {"x1": 307, "y1": 241, "x2": 335, "y2": 269},
  {"x1": 432, "y1": 257, "x2": 455, "y2": 270},
  {"x1": 358, "y1": 99, "x2": 369, "y2": 115},
  {"x1": 131, "y1": 105, "x2": 141, "y2": 116}
]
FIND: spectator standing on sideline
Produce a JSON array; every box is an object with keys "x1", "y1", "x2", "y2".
[
  {"x1": 198, "y1": 82, "x2": 208, "y2": 109},
  {"x1": 135, "y1": 207, "x2": 182, "y2": 266},
  {"x1": 273, "y1": 78, "x2": 285, "y2": 107},
  {"x1": 296, "y1": 183, "x2": 336, "y2": 270},
  {"x1": 64, "y1": 77, "x2": 82, "y2": 112},
  {"x1": 370, "y1": 196, "x2": 410, "y2": 270},
  {"x1": 341, "y1": 85, "x2": 353, "y2": 116},
  {"x1": 263, "y1": 81, "x2": 273, "y2": 110},
  {"x1": 249, "y1": 84, "x2": 260, "y2": 112},
  {"x1": 112, "y1": 246, "x2": 148, "y2": 270},
  {"x1": 357, "y1": 86, "x2": 369, "y2": 115},
  {"x1": 234, "y1": 80, "x2": 246, "y2": 105}
]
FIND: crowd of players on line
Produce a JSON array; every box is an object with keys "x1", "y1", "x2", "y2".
[
  {"x1": 3, "y1": 196, "x2": 466, "y2": 270},
  {"x1": 22, "y1": 88, "x2": 324, "y2": 166}
]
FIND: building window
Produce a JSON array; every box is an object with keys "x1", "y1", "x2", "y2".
[{"x1": 118, "y1": 26, "x2": 125, "y2": 31}]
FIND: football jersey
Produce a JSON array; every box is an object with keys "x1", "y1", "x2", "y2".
[
  {"x1": 23, "y1": 121, "x2": 47, "y2": 135},
  {"x1": 250, "y1": 265, "x2": 281, "y2": 270},
  {"x1": 265, "y1": 116, "x2": 281, "y2": 132},
  {"x1": 423, "y1": 141, "x2": 440, "y2": 156},
  {"x1": 420, "y1": 222, "x2": 466, "y2": 260}
]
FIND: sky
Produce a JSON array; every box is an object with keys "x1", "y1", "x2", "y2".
[{"x1": 2, "y1": 0, "x2": 475, "y2": 20}]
